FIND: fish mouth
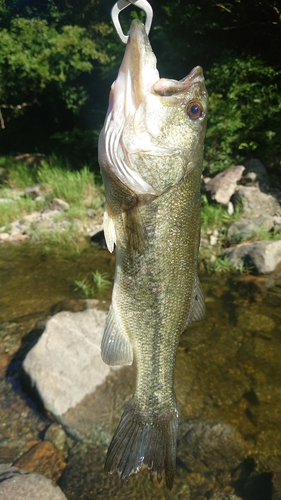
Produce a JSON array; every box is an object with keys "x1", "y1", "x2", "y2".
[
  {"x1": 113, "y1": 19, "x2": 205, "y2": 116},
  {"x1": 112, "y1": 19, "x2": 159, "y2": 118}
]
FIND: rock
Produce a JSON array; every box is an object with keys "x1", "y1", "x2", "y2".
[
  {"x1": 13, "y1": 153, "x2": 46, "y2": 166},
  {"x1": 224, "y1": 240, "x2": 281, "y2": 274},
  {"x1": 14, "y1": 441, "x2": 66, "y2": 482},
  {"x1": 243, "y1": 158, "x2": 269, "y2": 191},
  {"x1": 19, "y1": 211, "x2": 41, "y2": 224},
  {"x1": 23, "y1": 308, "x2": 120, "y2": 416},
  {"x1": 0, "y1": 198, "x2": 14, "y2": 204},
  {"x1": 0, "y1": 233, "x2": 10, "y2": 242},
  {"x1": 24, "y1": 184, "x2": 41, "y2": 198},
  {"x1": 232, "y1": 186, "x2": 280, "y2": 218},
  {"x1": 203, "y1": 165, "x2": 245, "y2": 205},
  {"x1": 44, "y1": 198, "x2": 69, "y2": 212},
  {"x1": 0, "y1": 353, "x2": 12, "y2": 377},
  {"x1": 0, "y1": 464, "x2": 67, "y2": 500},
  {"x1": 44, "y1": 424, "x2": 67, "y2": 451},
  {"x1": 177, "y1": 420, "x2": 245, "y2": 474},
  {"x1": 227, "y1": 216, "x2": 274, "y2": 243}
]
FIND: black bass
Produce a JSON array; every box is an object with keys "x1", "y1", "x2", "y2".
[{"x1": 98, "y1": 19, "x2": 208, "y2": 489}]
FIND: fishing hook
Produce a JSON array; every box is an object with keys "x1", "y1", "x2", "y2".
[{"x1": 111, "y1": 0, "x2": 153, "y2": 44}]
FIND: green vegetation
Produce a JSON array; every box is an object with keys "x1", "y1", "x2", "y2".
[
  {"x1": 0, "y1": 155, "x2": 104, "y2": 227},
  {"x1": 75, "y1": 271, "x2": 111, "y2": 298},
  {"x1": 0, "y1": 1, "x2": 280, "y2": 178}
]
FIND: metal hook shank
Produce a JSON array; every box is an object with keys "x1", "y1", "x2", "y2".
[{"x1": 111, "y1": 0, "x2": 153, "y2": 43}]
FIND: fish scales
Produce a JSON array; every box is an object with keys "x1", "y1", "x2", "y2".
[{"x1": 99, "y1": 19, "x2": 208, "y2": 489}]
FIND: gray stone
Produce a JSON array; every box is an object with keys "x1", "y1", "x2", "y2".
[
  {"x1": 177, "y1": 420, "x2": 245, "y2": 474},
  {"x1": 44, "y1": 198, "x2": 70, "y2": 212},
  {"x1": 232, "y1": 186, "x2": 280, "y2": 217},
  {"x1": 0, "y1": 465, "x2": 67, "y2": 500},
  {"x1": 24, "y1": 184, "x2": 41, "y2": 198},
  {"x1": 243, "y1": 158, "x2": 268, "y2": 190},
  {"x1": 224, "y1": 240, "x2": 281, "y2": 274},
  {"x1": 227, "y1": 215, "x2": 274, "y2": 243},
  {"x1": 23, "y1": 308, "x2": 120, "y2": 416},
  {"x1": 203, "y1": 165, "x2": 245, "y2": 205}
]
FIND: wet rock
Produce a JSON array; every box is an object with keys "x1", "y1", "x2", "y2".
[
  {"x1": 227, "y1": 216, "x2": 274, "y2": 243},
  {"x1": 243, "y1": 158, "x2": 269, "y2": 191},
  {"x1": 23, "y1": 308, "x2": 120, "y2": 416},
  {"x1": 44, "y1": 424, "x2": 67, "y2": 451},
  {"x1": 44, "y1": 198, "x2": 69, "y2": 212},
  {"x1": 203, "y1": 165, "x2": 245, "y2": 205},
  {"x1": 224, "y1": 240, "x2": 281, "y2": 274},
  {"x1": 232, "y1": 186, "x2": 280, "y2": 217},
  {"x1": 0, "y1": 353, "x2": 12, "y2": 377},
  {"x1": 14, "y1": 440, "x2": 67, "y2": 482},
  {"x1": 0, "y1": 464, "x2": 67, "y2": 500},
  {"x1": 177, "y1": 420, "x2": 245, "y2": 474}
]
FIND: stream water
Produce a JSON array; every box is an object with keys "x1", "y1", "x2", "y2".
[{"x1": 0, "y1": 241, "x2": 281, "y2": 500}]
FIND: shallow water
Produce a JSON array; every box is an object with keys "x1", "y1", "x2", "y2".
[{"x1": 0, "y1": 242, "x2": 281, "y2": 499}]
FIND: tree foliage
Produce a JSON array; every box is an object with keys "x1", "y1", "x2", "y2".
[{"x1": 0, "y1": 0, "x2": 280, "y2": 174}]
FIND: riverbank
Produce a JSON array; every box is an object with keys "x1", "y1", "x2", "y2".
[{"x1": 1, "y1": 155, "x2": 281, "y2": 275}]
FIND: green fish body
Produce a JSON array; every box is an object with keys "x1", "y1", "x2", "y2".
[{"x1": 99, "y1": 19, "x2": 208, "y2": 489}]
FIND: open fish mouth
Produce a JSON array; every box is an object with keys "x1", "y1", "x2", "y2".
[
  {"x1": 111, "y1": 19, "x2": 205, "y2": 119},
  {"x1": 109, "y1": 19, "x2": 159, "y2": 122}
]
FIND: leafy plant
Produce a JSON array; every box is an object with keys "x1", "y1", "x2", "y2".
[{"x1": 74, "y1": 271, "x2": 111, "y2": 298}]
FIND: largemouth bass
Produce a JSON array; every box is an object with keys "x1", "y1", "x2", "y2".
[{"x1": 98, "y1": 19, "x2": 208, "y2": 489}]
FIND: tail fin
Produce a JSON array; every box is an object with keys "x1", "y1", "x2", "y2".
[{"x1": 104, "y1": 399, "x2": 178, "y2": 490}]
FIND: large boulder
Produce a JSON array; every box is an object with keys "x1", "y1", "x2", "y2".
[
  {"x1": 242, "y1": 158, "x2": 269, "y2": 191},
  {"x1": 224, "y1": 240, "x2": 281, "y2": 274},
  {"x1": 0, "y1": 465, "x2": 68, "y2": 500},
  {"x1": 23, "y1": 306, "x2": 135, "y2": 446},
  {"x1": 23, "y1": 307, "x2": 119, "y2": 416},
  {"x1": 203, "y1": 165, "x2": 245, "y2": 205},
  {"x1": 232, "y1": 186, "x2": 280, "y2": 218},
  {"x1": 227, "y1": 215, "x2": 274, "y2": 243}
]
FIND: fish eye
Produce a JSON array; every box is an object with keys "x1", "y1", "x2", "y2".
[{"x1": 186, "y1": 101, "x2": 203, "y2": 120}]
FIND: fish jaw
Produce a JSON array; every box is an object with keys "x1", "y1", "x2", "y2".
[
  {"x1": 98, "y1": 19, "x2": 159, "y2": 196},
  {"x1": 108, "y1": 19, "x2": 159, "y2": 127}
]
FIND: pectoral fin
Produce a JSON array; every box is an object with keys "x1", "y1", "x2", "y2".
[
  {"x1": 122, "y1": 203, "x2": 147, "y2": 254},
  {"x1": 101, "y1": 305, "x2": 133, "y2": 366},
  {"x1": 184, "y1": 276, "x2": 206, "y2": 329},
  {"x1": 103, "y1": 207, "x2": 116, "y2": 253}
]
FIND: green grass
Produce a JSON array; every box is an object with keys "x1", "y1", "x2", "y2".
[
  {"x1": 74, "y1": 271, "x2": 111, "y2": 298},
  {"x1": 0, "y1": 155, "x2": 104, "y2": 229}
]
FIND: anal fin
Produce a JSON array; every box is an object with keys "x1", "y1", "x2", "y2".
[
  {"x1": 185, "y1": 276, "x2": 206, "y2": 328},
  {"x1": 101, "y1": 305, "x2": 133, "y2": 366}
]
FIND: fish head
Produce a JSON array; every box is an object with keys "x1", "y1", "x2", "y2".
[{"x1": 99, "y1": 19, "x2": 208, "y2": 195}]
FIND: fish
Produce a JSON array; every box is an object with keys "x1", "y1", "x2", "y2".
[{"x1": 98, "y1": 18, "x2": 208, "y2": 489}]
